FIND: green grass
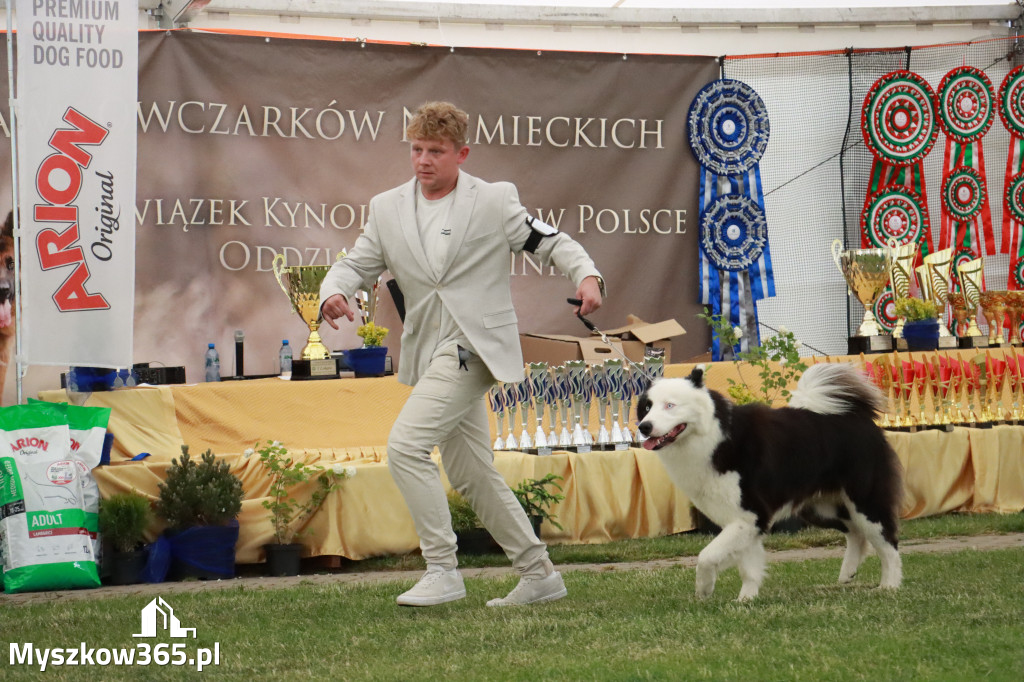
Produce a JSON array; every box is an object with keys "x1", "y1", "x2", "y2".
[
  {"x1": 2, "y1": 548, "x2": 1022, "y2": 681},
  {"x1": 345, "y1": 511, "x2": 1024, "y2": 572}
]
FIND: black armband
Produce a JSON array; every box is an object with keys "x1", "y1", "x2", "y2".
[{"x1": 523, "y1": 215, "x2": 559, "y2": 253}]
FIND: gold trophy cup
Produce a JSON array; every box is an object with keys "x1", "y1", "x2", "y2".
[
  {"x1": 915, "y1": 248, "x2": 957, "y2": 349},
  {"x1": 948, "y1": 292, "x2": 969, "y2": 337},
  {"x1": 957, "y1": 258, "x2": 987, "y2": 347},
  {"x1": 887, "y1": 240, "x2": 918, "y2": 341},
  {"x1": 1004, "y1": 291, "x2": 1024, "y2": 345},
  {"x1": 272, "y1": 254, "x2": 338, "y2": 376},
  {"x1": 832, "y1": 240, "x2": 893, "y2": 353},
  {"x1": 979, "y1": 290, "x2": 1009, "y2": 346}
]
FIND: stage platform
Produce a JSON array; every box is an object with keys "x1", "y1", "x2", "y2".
[{"x1": 37, "y1": 355, "x2": 1024, "y2": 564}]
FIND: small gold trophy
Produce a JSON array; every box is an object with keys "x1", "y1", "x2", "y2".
[
  {"x1": 972, "y1": 355, "x2": 995, "y2": 424},
  {"x1": 1006, "y1": 353, "x2": 1023, "y2": 423},
  {"x1": 872, "y1": 355, "x2": 895, "y2": 428},
  {"x1": 887, "y1": 240, "x2": 918, "y2": 342},
  {"x1": 832, "y1": 240, "x2": 893, "y2": 354},
  {"x1": 963, "y1": 358, "x2": 981, "y2": 425},
  {"x1": 929, "y1": 356, "x2": 953, "y2": 428},
  {"x1": 948, "y1": 292, "x2": 970, "y2": 338},
  {"x1": 957, "y1": 258, "x2": 987, "y2": 347},
  {"x1": 949, "y1": 360, "x2": 966, "y2": 424},
  {"x1": 895, "y1": 355, "x2": 915, "y2": 428},
  {"x1": 987, "y1": 354, "x2": 1008, "y2": 423},
  {"x1": 1004, "y1": 291, "x2": 1024, "y2": 345},
  {"x1": 912, "y1": 357, "x2": 929, "y2": 427},
  {"x1": 979, "y1": 290, "x2": 1009, "y2": 347},
  {"x1": 272, "y1": 253, "x2": 339, "y2": 378},
  {"x1": 915, "y1": 248, "x2": 957, "y2": 349}
]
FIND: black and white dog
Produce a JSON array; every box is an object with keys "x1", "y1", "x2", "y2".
[{"x1": 637, "y1": 363, "x2": 902, "y2": 601}]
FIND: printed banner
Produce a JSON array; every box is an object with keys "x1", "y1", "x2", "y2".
[
  {"x1": 0, "y1": 32, "x2": 717, "y2": 392},
  {"x1": 14, "y1": 0, "x2": 137, "y2": 367},
  {"x1": 130, "y1": 34, "x2": 716, "y2": 383}
]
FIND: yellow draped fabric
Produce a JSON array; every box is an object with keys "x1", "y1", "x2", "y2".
[{"x1": 37, "y1": 361, "x2": 1024, "y2": 565}]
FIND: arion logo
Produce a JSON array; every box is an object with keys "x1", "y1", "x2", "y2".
[
  {"x1": 32, "y1": 106, "x2": 110, "y2": 312},
  {"x1": 133, "y1": 597, "x2": 197, "y2": 639}
]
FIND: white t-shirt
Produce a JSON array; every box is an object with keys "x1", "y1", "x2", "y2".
[
  {"x1": 415, "y1": 184, "x2": 476, "y2": 356},
  {"x1": 416, "y1": 189, "x2": 455, "y2": 278}
]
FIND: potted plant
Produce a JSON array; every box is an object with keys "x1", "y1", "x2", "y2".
[
  {"x1": 249, "y1": 440, "x2": 356, "y2": 577},
  {"x1": 698, "y1": 308, "x2": 808, "y2": 405},
  {"x1": 447, "y1": 490, "x2": 494, "y2": 554},
  {"x1": 895, "y1": 297, "x2": 941, "y2": 351},
  {"x1": 512, "y1": 473, "x2": 565, "y2": 533},
  {"x1": 156, "y1": 445, "x2": 244, "y2": 580},
  {"x1": 448, "y1": 474, "x2": 565, "y2": 554},
  {"x1": 343, "y1": 322, "x2": 389, "y2": 377},
  {"x1": 99, "y1": 491, "x2": 152, "y2": 585}
]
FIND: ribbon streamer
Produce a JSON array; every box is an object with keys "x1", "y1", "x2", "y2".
[
  {"x1": 936, "y1": 66, "x2": 996, "y2": 261},
  {"x1": 861, "y1": 70, "x2": 939, "y2": 256},
  {"x1": 1000, "y1": 66, "x2": 1024, "y2": 290},
  {"x1": 689, "y1": 78, "x2": 775, "y2": 360}
]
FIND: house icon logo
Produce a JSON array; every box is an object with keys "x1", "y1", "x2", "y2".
[{"x1": 133, "y1": 597, "x2": 197, "y2": 639}]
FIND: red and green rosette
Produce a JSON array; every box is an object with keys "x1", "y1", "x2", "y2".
[
  {"x1": 873, "y1": 289, "x2": 898, "y2": 335},
  {"x1": 861, "y1": 70, "x2": 938, "y2": 255},
  {"x1": 936, "y1": 66, "x2": 996, "y2": 258},
  {"x1": 861, "y1": 186, "x2": 930, "y2": 249},
  {"x1": 1000, "y1": 65, "x2": 1024, "y2": 289},
  {"x1": 940, "y1": 166, "x2": 987, "y2": 293}
]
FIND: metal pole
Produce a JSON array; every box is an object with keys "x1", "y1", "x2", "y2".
[{"x1": 6, "y1": 3, "x2": 23, "y2": 404}]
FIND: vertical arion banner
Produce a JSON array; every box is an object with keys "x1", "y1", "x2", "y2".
[{"x1": 15, "y1": 0, "x2": 137, "y2": 367}]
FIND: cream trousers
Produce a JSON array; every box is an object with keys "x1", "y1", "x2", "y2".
[{"x1": 386, "y1": 344, "x2": 553, "y2": 579}]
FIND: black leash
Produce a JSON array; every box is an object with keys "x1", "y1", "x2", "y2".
[{"x1": 567, "y1": 298, "x2": 649, "y2": 374}]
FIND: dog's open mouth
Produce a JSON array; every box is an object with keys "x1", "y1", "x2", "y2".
[{"x1": 642, "y1": 423, "x2": 687, "y2": 451}]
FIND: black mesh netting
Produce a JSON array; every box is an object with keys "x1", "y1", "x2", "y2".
[{"x1": 721, "y1": 35, "x2": 1022, "y2": 356}]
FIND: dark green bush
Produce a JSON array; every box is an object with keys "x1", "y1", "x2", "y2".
[
  {"x1": 99, "y1": 491, "x2": 152, "y2": 552},
  {"x1": 156, "y1": 445, "x2": 243, "y2": 530}
]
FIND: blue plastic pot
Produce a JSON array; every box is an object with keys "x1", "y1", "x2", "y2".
[
  {"x1": 342, "y1": 346, "x2": 388, "y2": 377},
  {"x1": 902, "y1": 320, "x2": 940, "y2": 351}
]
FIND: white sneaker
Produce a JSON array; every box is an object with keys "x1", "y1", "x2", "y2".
[
  {"x1": 396, "y1": 567, "x2": 466, "y2": 606},
  {"x1": 486, "y1": 571, "x2": 567, "y2": 607}
]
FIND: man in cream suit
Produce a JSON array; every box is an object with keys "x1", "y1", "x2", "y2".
[{"x1": 321, "y1": 102, "x2": 604, "y2": 607}]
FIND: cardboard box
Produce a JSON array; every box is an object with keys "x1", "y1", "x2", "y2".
[{"x1": 520, "y1": 315, "x2": 685, "y2": 365}]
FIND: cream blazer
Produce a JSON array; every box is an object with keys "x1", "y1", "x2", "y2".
[{"x1": 320, "y1": 171, "x2": 603, "y2": 385}]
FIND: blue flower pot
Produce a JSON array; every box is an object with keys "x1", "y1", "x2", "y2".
[
  {"x1": 902, "y1": 320, "x2": 940, "y2": 351},
  {"x1": 342, "y1": 346, "x2": 388, "y2": 377},
  {"x1": 165, "y1": 520, "x2": 239, "y2": 581}
]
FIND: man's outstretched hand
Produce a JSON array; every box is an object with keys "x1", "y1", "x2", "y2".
[
  {"x1": 573, "y1": 276, "x2": 603, "y2": 316},
  {"x1": 321, "y1": 294, "x2": 355, "y2": 330}
]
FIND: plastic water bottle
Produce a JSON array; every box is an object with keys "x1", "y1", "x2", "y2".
[
  {"x1": 279, "y1": 340, "x2": 293, "y2": 375},
  {"x1": 205, "y1": 343, "x2": 220, "y2": 382}
]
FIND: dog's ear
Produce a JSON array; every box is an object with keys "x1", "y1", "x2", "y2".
[
  {"x1": 2, "y1": 212, "x2": 11, "y2": 240},
  {"x1": 687, "y1": 366, "x2": 705, "y2": 388}
]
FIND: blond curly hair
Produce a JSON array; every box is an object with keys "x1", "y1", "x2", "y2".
[{"x1": 406, "y1": 101, "x2": 469, "y2": 149}]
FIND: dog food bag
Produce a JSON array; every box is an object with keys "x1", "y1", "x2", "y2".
[
  {"x1": 29, "y1": 400, "x2": 111, "y2": 562},
  {"x1": 0, "y1": 402, "x2": 100, "y2": 593}
]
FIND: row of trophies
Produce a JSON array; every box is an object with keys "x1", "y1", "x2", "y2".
[
  {"x1": 488, "y1": 357, "x2": 665, "y2": 454},
  {"x1": 832, "y1": 239, "x2": 1018, "y2": 353},
  {"x1": 862, "y1": 350, "x2": 1024, "y2": 429}
]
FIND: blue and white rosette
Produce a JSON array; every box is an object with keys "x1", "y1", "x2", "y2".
[{"x1": 689, "y1": 78, "x2": 775, "y2": 360}]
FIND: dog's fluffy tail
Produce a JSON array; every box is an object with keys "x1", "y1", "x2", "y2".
[{"x1": 788, "y1": 362, "x2": 885, "y2": 418}]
